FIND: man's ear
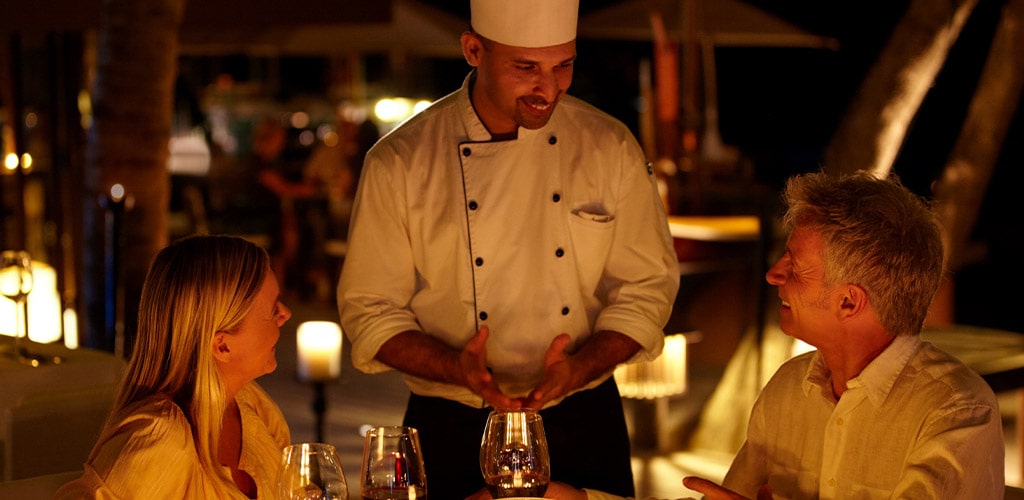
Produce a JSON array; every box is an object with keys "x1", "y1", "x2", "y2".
[
  {"x1": 838, "y1": 284, "x2": 868, "y2": 320},
  {"x1": 212, "y1": 331, "x2": 231, "y2": 363},
  {"x1": 461, "y1": 32, "x2": 483, "y2": 67}
]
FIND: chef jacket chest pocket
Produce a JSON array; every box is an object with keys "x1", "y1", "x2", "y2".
[{"x1": 568, "y1": 208, "x2": 616, "y2": 292}]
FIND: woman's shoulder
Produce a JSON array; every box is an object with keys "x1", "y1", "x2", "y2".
[
  {"x1": 113, "y1": 394, "x2": 193, "y2": 445},
  {"x1": 56, "y1": 396, "x2": 204, "y2": 498}
]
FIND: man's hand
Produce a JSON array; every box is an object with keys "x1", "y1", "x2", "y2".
[
  {"x1": 522, "y1": 330, "x2": 641, "y2": 409},
  {"x1": 464, "y1": 482, "x2": 589, "y2": 499},
  {"x1": 521, "y1": 333, "x2": 573, "y2": 408},
  {"x1": 682, "y1": 476, "x2": 772, "y2": 500},
  {"x1": 462, "y1": 326, "x2": 520, "y2": 409},
  {"x1": 463, "y1": 487, "x2": 492, "y2": 500},
  {"x1": 375, "y1": 328, "x2": 519, "y2": 408},
  {"x1": 543, "y1": 481, "x2": 589, "y2": 499}
]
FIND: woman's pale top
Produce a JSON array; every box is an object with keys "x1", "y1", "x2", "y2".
[{"x1": 54, "y1": 381, "x2": 290, "y2": 499}]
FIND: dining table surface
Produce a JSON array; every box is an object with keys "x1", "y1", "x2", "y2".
[
  {"x1": 0, "y1": 335, "x2": 125, "y2": 481},
  {"x1": 666, "y1": 215, "x2": 761, "y2": 242},
  {"x1": 920, "y1": 323, "x2": 1024, "y2": 480},
  {"x1": 921, "y1": 323, "x2": 1024, "y2": 394}
]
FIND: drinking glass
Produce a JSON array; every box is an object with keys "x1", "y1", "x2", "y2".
[
  {"x1": 0, "y1": 250, "x2": 34, "y2": 362},
  {"x1": 360, "y1": 425, "x2": 428, "y2": 500},
  {"x1": 479, "y1": 409, "x2": 550, "y2": 498},
  {"x1": 278, "y1": 442, "x2": 349, "y2": 500}
]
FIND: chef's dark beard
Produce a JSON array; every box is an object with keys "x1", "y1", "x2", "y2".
[{"x1": 515, "y1": 94, "x2": 560, "y2": 130}]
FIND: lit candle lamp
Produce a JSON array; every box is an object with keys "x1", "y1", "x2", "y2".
[
  {"x1": 613, "y1": 331, "x2": 693, "y2": 452},
  {"x1": 296, "y1": 321, "x2": 342, "y2": 382},
  {"x1": 614, "y1": 332, "x2": 689, "y2": 399},
  {"x1": 63, "y1": 307, "x2": 79, "y2": 349},
  {"x1": 0, "y1": 260, "x2": 62, "y2": 343}
]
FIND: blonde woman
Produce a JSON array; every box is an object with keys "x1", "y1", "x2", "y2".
[{"x1": 56, "y1": 234, "x2": 292, "y2": 499}]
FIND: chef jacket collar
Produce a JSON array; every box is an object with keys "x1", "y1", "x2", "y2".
[{"x1": 459, "y1": 70, "x2": 557, "y2": 143}]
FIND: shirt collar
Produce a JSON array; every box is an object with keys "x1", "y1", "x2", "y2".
[
  {"x1": 802, "y1": 351, "x2": 833, "y2": 400},
  {"x1": 801, "y1": 334, "x2": 921, "y2": 406},
  {"x1": 458, "y1": 71, "x2": 494, "y2": 142},
  {"x1": 457, "y1": 70, "x2": 560, "y2": 143},
  {"x1": 850, "y1": 334, "x2": 920, "y2": 406}
]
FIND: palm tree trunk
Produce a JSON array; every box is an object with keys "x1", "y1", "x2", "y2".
[
  {"x1": 928, "y1": 0, "x2": 1024, "y2": 324},
  {"x1": 823, "y1": 0, "x2": 977, "y2": 177},
  {"x1": 933, "y1": 0, "x2": 1024, "y2": 272},
  {"x1": 81, "y1": 0, "x2": 184, "y2": 354}
]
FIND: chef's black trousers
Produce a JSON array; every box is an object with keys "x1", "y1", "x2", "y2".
[{"x1": 402, "y1": 376, "x2": 635, "y2": 500}]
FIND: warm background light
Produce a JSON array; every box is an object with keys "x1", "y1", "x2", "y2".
[
  {"x1": 63, "y1": 308, "x2": 79, "y2": 349},
  {"x1": 615, "y1": 332, "x2": 689, "y2": 399},
  {"x1": 3, "y1": 153, "x2": 17, "y2": 171},
  {"x1": 0, "y1": 261, "x2": 63, "y2": 343},
  {"x1": 296, "y1": 320, "x2": 343, "y2": 382},
  {"x1": 373, "y1": 98, "x2": 432, "y2": 124}
]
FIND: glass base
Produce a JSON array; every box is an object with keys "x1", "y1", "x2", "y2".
[{"x1": 3, "y1": 345, "x2": 63, "y2": 367}]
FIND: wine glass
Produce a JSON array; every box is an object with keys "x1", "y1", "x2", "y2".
[
  {"x1": 0, "y1": 250, "x2": 35, "y2": 363},
  {"x1": 278, "y1": 442, "x2": 349, "y2": 500},
  {"x1": 360, "y1": 425, "x2": 428, "y2": 500},
  {"x1": 480, "y1": 409, "x2": 550, "y2": 498}
]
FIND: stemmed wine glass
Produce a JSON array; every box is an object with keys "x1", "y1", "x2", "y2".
[
  {"x1": 0, "y1": 250, "x2": 37, "y2": 364},
  {"x1": 278, "y1": 442, "x2": 349, "y2": 500},
  {"x1": 480, "y1": 409, "x2": 550, "y2": 498},
  {"x1": 361, "y1": 425, "x2": 428, "y2": 500}
]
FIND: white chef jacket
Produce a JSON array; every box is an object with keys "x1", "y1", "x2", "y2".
[
  {"x1": 338, "y1": 73, "x2": 680, "y2": 407},
  {"x1": 724, "y1": 334, "x2": 1004, "y2": 499}
]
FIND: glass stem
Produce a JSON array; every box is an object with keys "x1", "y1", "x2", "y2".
[{"x1": 15, "y1": 298, "x2": 27, "y2": 355}]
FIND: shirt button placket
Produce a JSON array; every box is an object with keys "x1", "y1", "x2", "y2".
[{"x1": 463, "y1": 150, "x2": 484, "y2": 323}]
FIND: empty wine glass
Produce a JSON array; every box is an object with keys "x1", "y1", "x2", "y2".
[
  {"x1": 480, "y1": 409, "x2": 550, "y2": 498},
  {"x1": 0, "y1": 250, "x2": 35, "y2": 363},
  {"x1": 278, "y1": 442, "x2": 348, "y2": 500},
  {"x1": 360, "y1": 425, "x2": 428, "y2": 500}
]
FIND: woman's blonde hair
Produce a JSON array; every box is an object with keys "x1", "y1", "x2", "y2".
[{"x1": 101, "y1": 234, "x2": 269, "y2": 491}]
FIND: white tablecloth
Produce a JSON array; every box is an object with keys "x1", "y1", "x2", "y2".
[{"x1": 0, "y1": 336, "x2": 125, "y2": 481}]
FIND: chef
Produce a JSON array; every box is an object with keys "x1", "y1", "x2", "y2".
[{"x1": 337, "y1": 0, "x2": 680, "y2": 498}]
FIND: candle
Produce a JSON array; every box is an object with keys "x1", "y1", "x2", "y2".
[
  {"x1": 612, "y1": 332, "x2": 689, "y2": 399},
  {"x1": 0, "y1": 260, "x2": 62, "y2": 343},
  {"x1": 296, "y1": 321, "x2": 343, "y2": 382}
]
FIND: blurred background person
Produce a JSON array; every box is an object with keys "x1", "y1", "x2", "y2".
[
  {"x1": 251, "y1": 117, "x2": 320, "y2": 295},
  {"x1": 303, "y1": 101, "x2": 380, "y2": 239},
  {"x1": 302, "y1": 103, "x2": 380, "y2": 301}
]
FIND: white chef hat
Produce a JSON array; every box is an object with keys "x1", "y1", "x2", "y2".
[{"x1": 470, "y1": 0, "x2": 579, "y2": 48}]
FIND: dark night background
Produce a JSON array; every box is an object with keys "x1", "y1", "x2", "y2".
[
  {"x1": 176, "y1": 0, "x2": 1020, "y2": 332},
  {"x1": 417, "y1": 0, "x2": 1024, "y2": 334}
]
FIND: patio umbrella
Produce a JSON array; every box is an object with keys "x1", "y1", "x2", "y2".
[
  {"x1": 178, "y1": 0, "x2": 467, "y2": 57},
  {"x1": 579, "y1": 0, "x2": 838, "y2": 48}
]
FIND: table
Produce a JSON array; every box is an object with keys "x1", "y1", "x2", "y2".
[
  {"x1": 666, "y1": 215, "x2": 761, "y2": 275},
  {"x1": 667, "y1": 215, "x2": 761, "y2": 242},
  {"x1": 0, "y1": 336, "x2": 125, "y2": 481},
  {"x1": 922, "y1": 325, "x2": 1024, "y2": 394},
  {"x1": 921, "y1": 324, "x2": 1024, "y2": 480}
]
